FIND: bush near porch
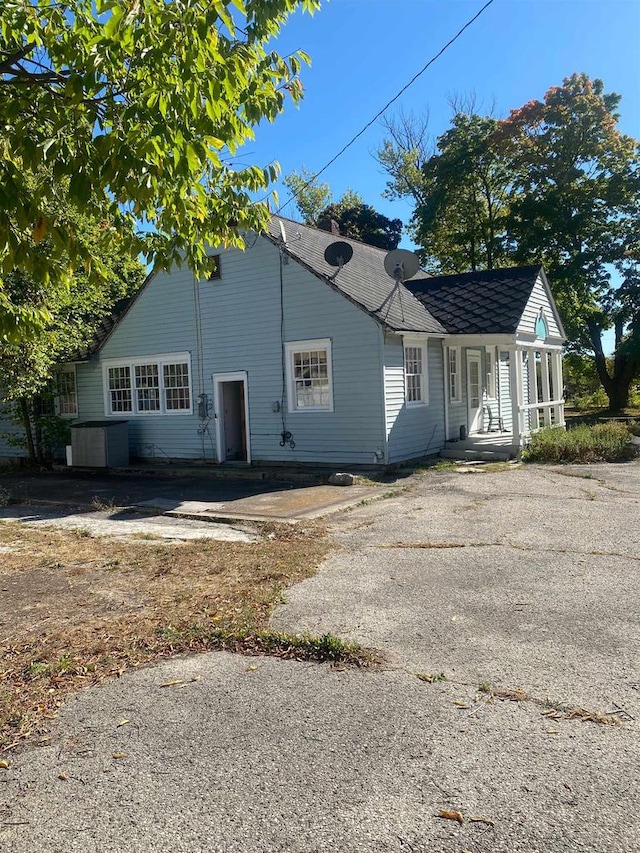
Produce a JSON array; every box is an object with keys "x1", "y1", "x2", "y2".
[{"x1": 523, "y1": 422, "x2": 637, "y2": 463}]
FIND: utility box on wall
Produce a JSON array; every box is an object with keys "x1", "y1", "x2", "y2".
[{"x1": 70, "y1": 420, "x2": 129, "y2": 468}]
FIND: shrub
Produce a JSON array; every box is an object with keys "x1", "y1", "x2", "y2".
[{"x1": 523, "y1": 423, "x2": 635, "y2": 463}]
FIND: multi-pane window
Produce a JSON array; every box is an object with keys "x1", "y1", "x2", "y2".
[
  {"x1": 135, "y1": 364, "x2": 160, "y2": 411},
  {"x1": 55, "y1": 369, "x2": 78, "y2": 416},
  {"x1": 104, "y1": 355, "x2": 192, "y2": 415},
  {"x1": 448, "y1": 347, "x2": 461, "y2": 403},
  {"x1": 285, "y1": 339, "x2": 333, "y2": 412},
  {"x1": 108, "y1": 366, "x2": 132, "y2": 413},
  {"x1": 404, "y1": 342, "x2": 427, "y2": 405},
  {"x1": 164, "y1": 362, "x2": 191, "y2": 411}
]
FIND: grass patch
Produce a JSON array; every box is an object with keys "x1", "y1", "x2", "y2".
[
  {"x1": 523, "y1": 423, "x2": 636, "y2": 464},
  {"x1": 0, "y1": 520, "x2": 370, "y2": 753}
]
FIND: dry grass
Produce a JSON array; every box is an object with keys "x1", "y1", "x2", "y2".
[{"x1": 0, "y1": 520, "x2": 352, "y2": 753}]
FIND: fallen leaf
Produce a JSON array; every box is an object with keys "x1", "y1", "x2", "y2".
[
  {"x1": 469, "y1": 815, "x2": 494, "y2": 827},
  {"x1": 438, "y1": 808, "x2": 464, "y2": 824},
  {"x1": 159, "y1": 679, "x2": 184, "y2": 688},
  {"x1": 112, "y1": 752, "x2": 128, "y2": 759},
  {"x1": 453, "y1": 700, "x2": 470, "y2": 708},
  {"x1": 245, "y1": 665, "x2": 258, "y2": 672},
  {"x1": 116, "y1": 719, "x2": 130, "y2": 728},
  {"x1": 190, "y1": 675, "x2": 202, "y2": 682},
  {"x1": 0, "y1": 760, "x2": 11, "y2": 769},
  {"x1": 58, "y1": 772, "x2": 67, "y2": 781},
  {"x1": 546, "y1": 728, "x2": 560, "y2": 734}
]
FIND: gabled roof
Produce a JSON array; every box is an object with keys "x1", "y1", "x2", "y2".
[
  {"x1": 265, "y1": 217, "x2": 445, "y2": 335},
  {"x1": 404, "y1": 265, "x2": 548, "y2": 335}
]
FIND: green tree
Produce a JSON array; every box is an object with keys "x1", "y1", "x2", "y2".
[
  {"x1": 282, "y1": 167, "x2": 332, "y2": 225},
  {"x1": 316, "y1": 202, "x2": 402, "y2": 250},
  {"x1": 0, "y1": 0, "x2": 318, "y2": 334},
  {"x1": 500, "y1": 74, "x2": 640, "y2": 411},
  {"x1": 283, "y1": 170, "x2": 401, "y2": 249},
  {"x1": 378, "y1": 111, "x2": 514, "y2": 272},
  {"x1": 0, "y1": 201, "x2": 145, "y2": 464}
]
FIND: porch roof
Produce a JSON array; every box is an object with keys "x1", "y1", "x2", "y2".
[{"x1": 404, "y1": 266, "x2": 544, "y2": 335}]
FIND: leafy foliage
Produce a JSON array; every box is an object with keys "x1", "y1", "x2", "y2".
[
  {"x1": 500, "y1": 74, "x2": 640, "y2": 410},
  {"x1": 282, "y1": 167, "x2": 332, "y2": 225},
  {"x1": 523, "y1": 422, "x2": 635, "y2": 463},
  {"x1": 378, "y1": 75, "x2": 640, "y2": 410},
  {"x1": 0, "y1": 0, "x2": 319, "y2": 333},
  {"x1": 283, "y1": 169, "x2": 402, "y2": 249},
  {"x1": 0, "y1": 196, "x2": 145, "y2": 463}
]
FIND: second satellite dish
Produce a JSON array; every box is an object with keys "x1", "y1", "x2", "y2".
[
  {"x1": 323, "y1": 241, "x2": 353, "y2": 269},
  {"x1": 383, "y1": 248, "x2": 420, "y2": 282}
]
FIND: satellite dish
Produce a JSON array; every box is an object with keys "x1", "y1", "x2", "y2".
[
  {"x1": 324, "y1": 241, "x2": 353, "y2": 269},
  {"x1": 383, "y1": 248, "x2": 420, "y2": 282}
]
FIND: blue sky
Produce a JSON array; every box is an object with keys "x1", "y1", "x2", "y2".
[{"x1": 245, "y1": 0, "x2": 640, "y2": 243}]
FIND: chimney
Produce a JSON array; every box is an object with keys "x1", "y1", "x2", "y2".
[{"x1": 329, "y1": 219, "x2": 340, "y2": 236}]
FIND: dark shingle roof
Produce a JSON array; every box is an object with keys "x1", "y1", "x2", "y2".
[
  {"x1": 404, "y1": 265, "x2": 544, "y2": 335},
  {"x1": 266, "y1": 217, "x2": 445, "y2": 334}
]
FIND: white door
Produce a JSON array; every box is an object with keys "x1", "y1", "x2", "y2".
[{"x1": 466, "y1": 351, "x2": 483, "y2": 434}]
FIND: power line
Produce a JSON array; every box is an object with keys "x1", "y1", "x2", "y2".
[{"x1": 276, "y1": 0, "x2": 495, "y2": 214}]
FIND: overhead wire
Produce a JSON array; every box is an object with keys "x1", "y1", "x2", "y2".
[{"x1": 275, "y1": 0, "x2": 495, "y2": 214}]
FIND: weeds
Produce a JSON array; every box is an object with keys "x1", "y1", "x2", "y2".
[
  {"x1": 523, "y1": 423, "x2": 636, "y2": 464},
  {"x1": 0, "y1": 521, "x2": 346, "y2": 752}
]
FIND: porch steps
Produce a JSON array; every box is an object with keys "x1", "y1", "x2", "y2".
[{"x1": 440, "y1": 447, "x2": 513, "y2": 462}]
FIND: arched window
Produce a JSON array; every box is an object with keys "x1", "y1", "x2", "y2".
[{"x1": 535, "y1": 309, "x2": 549, "y2": 341}]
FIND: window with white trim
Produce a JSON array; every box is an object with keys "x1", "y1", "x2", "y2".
[
  {"x1": 448, "y1": 347, "x2": 462, "y2": 403},
  {"x1": 104, "y1": 354, "x2": 192, "y2": 416},
  {"x1": 285, "y1": 339, "x2": 333, "y2": 412},
  {"x1": 54, "y1": 367, "x2": 78, "y2": 417},
  {"x1": 485, "y1": 348, "x2": 496, "y2": 399},
  {"x1": 404, "y1": 341, "x2": 427, "y2": 405}
]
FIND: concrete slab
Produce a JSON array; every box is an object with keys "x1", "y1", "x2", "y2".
[
  {"x1": 0, "y1": 505, "x2": 257, "y2": 542},
  {"x1": 136, "y1": 485, "x2": 374, "y2": 522},
  {"x1": 0, "y1": 472, "x2": 377, "y2": 523}
]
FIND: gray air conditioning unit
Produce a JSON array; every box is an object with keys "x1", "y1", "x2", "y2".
[{"x1": 70, "y1": 420, "x2": 129, "y2": 468}]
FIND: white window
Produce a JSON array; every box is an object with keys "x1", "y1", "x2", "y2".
[
  {"x1": 448, "y1": 347, "x2": 462, "y2": 403},
  {"x1": 54, "y1": 367, "x2": 78, "y2": 417},
  {"x1": 285, "y1": 339, "x2": 333, "y2": 412},
  {"x1": 485, "y1": 348, "x2": 496, "y2": 399},
  {"x1": 404, "y1": 340, "x2": 428, "y2": 406},
  {"x1": 103, "y1": 353, "x2": 192, "y2": 416}
]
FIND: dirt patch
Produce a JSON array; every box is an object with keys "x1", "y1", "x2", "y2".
[{"x1": 0, "y1": 520, "x2": 331, "y2": 752}]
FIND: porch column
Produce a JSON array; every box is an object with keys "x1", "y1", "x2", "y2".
[
  {"x1": 540, "y1": 350, "x2": 552, "y2": 425},
  {"x1": 551, "y1": 351, "x2": 565, "y2": 426},
  {"x1": 509, "y1": 347, "x2": 523, "y2": 446},
  {"x1": 527, "y1": 347, "x2": 539, "y2": 431}
]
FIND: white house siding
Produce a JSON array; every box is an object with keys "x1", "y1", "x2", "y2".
[
  {"x1": 384, "y1": 335, "x2": 445, "y2": 463},
  {"x1": 517, "y1": 274, "x2": 563, "y2": 340},
  {"x1": 197, "y1": 238, "x2": 386, "y2": 465}
]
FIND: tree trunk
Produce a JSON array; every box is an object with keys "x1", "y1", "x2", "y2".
[
  {"x1": 18, "y1": 398, "x2": 36, "y2": 463},
  {"x1": 587, "y1": 320, "x2": 638, "y2": 412}
]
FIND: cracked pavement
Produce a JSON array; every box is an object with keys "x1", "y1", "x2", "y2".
[{"x1": 2, "y1": 463, "x2": 639, "y2": 852}]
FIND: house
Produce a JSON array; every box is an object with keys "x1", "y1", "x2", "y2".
[{"x1": 0, "y1": 216, "x2": 566, "y2": 467}]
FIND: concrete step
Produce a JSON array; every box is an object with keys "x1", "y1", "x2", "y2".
[{"x1": 440, "y1": 448, "x2": 513, "y2": 462}]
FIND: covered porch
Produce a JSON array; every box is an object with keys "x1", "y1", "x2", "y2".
[{"x1": 442, "y1": 337, "x2": 565, "y2": 461}]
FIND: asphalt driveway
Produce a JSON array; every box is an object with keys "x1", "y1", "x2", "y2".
[{"x1": 1, "y1": 463, "x2": 639, "y2": 852}]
